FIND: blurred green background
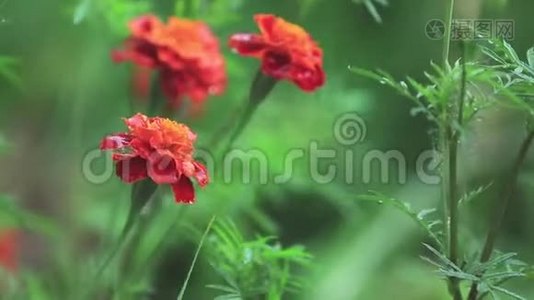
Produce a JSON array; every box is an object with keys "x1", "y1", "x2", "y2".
[{"x1": 1, "y1": 0, "x2": 534, "y2": 299}]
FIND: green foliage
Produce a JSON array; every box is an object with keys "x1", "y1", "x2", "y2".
[
  {"x1": 358, "y1": 191, "x2": 444, "y2": 250},
  {"x1": 422, "y1": 245, "x2": 529, "y2": 300},
  {"x1": 207, "y1": 220, "x2": 312, "y2": 299},
  {"x1": 4, "y1": 0, "x2": 534, "y2": 299},
  {"x1": 351, "y1": 60, "x2": 511, "y2": 126},
  {"x1": 177, "y1": 216, "x2": 216, "y2": 300},
  {"x1": 352, "y1": 41, "x2": 534, "y2": 128},
  {"x1": 458, "y1": 183, "x2": 493, "y2": 206},
  {"x1": 353, "y1": 39, "x2": 534, "y2": 299},
  {"x1": 480, "y1": 39, "x2": 534, "y2": 114},
  {"x1": 352, "y1": 0, "x2": 388, "y2": 23}
]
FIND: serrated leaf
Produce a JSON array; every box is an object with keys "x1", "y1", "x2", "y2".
[
  {"x1": 208, "y1": 219, "x2": 311, "y2": 298},
  {"x1": 358, "y1": 192, "x2": 443, "y2": 249},
  {"x1": 423, "y1": 243, "x2": 462, "y2": 272},
  {"x1": 466, "y1": 252, "x2": 521, "y2": 279},
  {"x1": 353, "y1": 0, "x2": 388, "y2": 23},
  {"x1": 484, "y1": 271, "x2": 524, "y2": 281},
  {"x1": 349, "y1": 67, "x2": 385, "y2": 82},
  {"x1": 438, "y1": 269, "x2": 479, "y2": 281},
  {"x1": 490, "y1": 285, "x2": 526, "y2": 300},
  {"x1": 417, "y1": 208, "x2": 437, "y2": 220},
  {"x1": 206, "y1": 284, "x2": 239, "y2": 294},
  {"x1": 459, "y1": 183, "x2": 492, "y2": 206}
]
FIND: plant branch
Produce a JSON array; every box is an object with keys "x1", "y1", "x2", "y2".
[
  {"x1": 467, "y1": 130, "x2": 534, "y2": 300},
  {"x1": 177, "y1": 215, "x2": 217, "y2": 300}
]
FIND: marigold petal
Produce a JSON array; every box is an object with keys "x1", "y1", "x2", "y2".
[
  {"x1": 193, "y1": 161, "x2": 209, "y2": 187},
  {"x1": 103, "y1": 113, "x2": 208, "y2": 203},
  {"x1": 233, "y1": 14, "x2": 325, "y2": 92},
  {"x1": 261, "y1": 50, "x2": 292, "y2": 78},
  {"x1": 147, "y1": 153, "x2": 179, "y2": 184},
  {"x1": 113, "y1": 15, "x2": 226, "y2": 110},
  {"x1": 254, "y1": 14, "x2": 277, "y2": 38},
  {"x1": 171, "y1": 176, "x2": 195, "y2": 204},
  {"x1": 129, "y1": 14, "x2": 161, "y2": 38},
  {"x1": 291, "y1": 65, "x2": 326, "y2": 92},
  {"x1": 229, "y1": 34, "x2": 266, "y2": 56},
  {"x1": 100, "y1": 133, "x2": 132, "y2": 150},
  {"x1": 124, "y1": 113, "x2": 149, "y2": 129},
  {"x1": 116, "y1": 156, "x2": 148, "y2": 183}
]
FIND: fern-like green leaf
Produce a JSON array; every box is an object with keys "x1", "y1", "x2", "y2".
[{"x1": 357, "y1": 192, "x2": 444, "y2": 249}]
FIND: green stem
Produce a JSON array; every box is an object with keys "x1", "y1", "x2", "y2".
[
  {"x1": 441, "y1": 1, "x2": 462, "y2": 299},
  {"x1": 223, "y1": 102, "x2": 259, "y2": 153},
  {"x1": 448, "y1": 41, "x2": 467, "y2": 272},
  {"x1": 447, "y1": 124, "x2": 462, "y2": 300},
  {"x1": 84, "y1": 214, "x2": 138, "y2": 300},
  {"x1": 177, "y1": 215, "x2": 217, "y2": 300},
  {"x1": 442, "y1": 0, "x2": 455, "y2": 69},
  {"x1": 206, "y1": 100, "x2": 246, "y2": 151},
  {"x1": 131, "y1": 207, "x2": 187, "y2": 280},
  {"x1": 85, "y1": 181, "x2": 157, "y2": 299},
  {"x1": 467, "y1": 130, "x2": 534, "y2": 300},
  {"x1": 223, "y1": 70, "x2": 277, "y2": 152}
]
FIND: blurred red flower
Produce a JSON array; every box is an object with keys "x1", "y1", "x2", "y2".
[
  {"x1": 229, "y1": 14, "x2": 325, "y2": 92},
  {"x1": 101, "y1": 113, "x2": 208, "y2": 204},
  {"x1": 0, "y1": 230, "x2": 18, "y2": 273},
  {"x1": 112, "y1": 15, "x2": 227, "y2": 109}
]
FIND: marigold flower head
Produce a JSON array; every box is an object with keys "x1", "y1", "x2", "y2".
[
  {"x1": 0, "y1": 229, "x2": 18, "y2": 273},
  {"x1": 112, "y1": 15, "x2": 227, "y2": 109},
  {"x1": 229, "y1": 14, "x2": 325, "y2": 92},
  {"x1": 101, "y1": 113, "x2": 208, "y2": 204}
]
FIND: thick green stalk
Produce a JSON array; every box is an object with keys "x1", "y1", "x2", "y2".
[
  {"x1": 441, "y1": 1, "x2": 462, "y2": 299},
  {"x1": 447, "y1": 125, "x2": 462, "y2": 300},
  {"x1": 446, "y1": 41, "x2": 467, "y2": 300}
]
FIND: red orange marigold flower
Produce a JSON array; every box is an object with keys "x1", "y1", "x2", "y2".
[
  {"x1": 101, "y1": 113, "x2": 208, "y2": 204},
  {"x1": 229, "y1": 14, "x2": 325, "y2": 92},
  {"x1": 0, "y1": 229, "x2": 18, "y2": 273},
  {"x1": 112, "y1": 15, "x2": 227, "y2": 108}
]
